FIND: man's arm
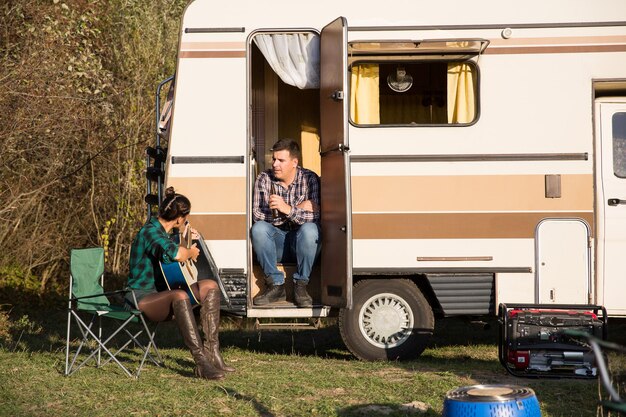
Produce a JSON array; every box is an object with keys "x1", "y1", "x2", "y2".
[
  {"x1": 252, "y1": 172, "x2": 273, "y2": 222},
  {"x1": 287, "y1": 170, "x2": 320, "y2": 225}
]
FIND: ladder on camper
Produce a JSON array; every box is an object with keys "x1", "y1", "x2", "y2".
[{"x1": 145, "y1": 75, "x2": 174, "y2": 219}]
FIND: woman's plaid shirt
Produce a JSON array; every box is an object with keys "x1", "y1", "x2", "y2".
[
  {"x1": 127, "y1": 217, "x2": 178, "y2": 292},
  {"x1": 252, "y1": 167, "x2": 320, "y2": 227}
]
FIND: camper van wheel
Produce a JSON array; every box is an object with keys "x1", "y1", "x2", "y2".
[{"x1": 338, "y1": 279, "x2": 434, "y2": 361}]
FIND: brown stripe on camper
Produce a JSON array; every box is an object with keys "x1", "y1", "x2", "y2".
[
  {"x1": 488, "y1": 35, "x2": 626, "y2": 47},
  {"x1": 352, "y1": 174, "x2": 593, "y2": 212},
  {"x1": 179, "y1": 50, "x2": 246, "y2": 58},
  {"x1": 166, "y1": 177, "x2": 246, "y2": 212},
  {"x1": 180, "y1": 42, "x2": 246, "y2": 50},
  {"x1": 352, "y1": 212, "x2": 594, "y2": 239},
  {"x1": 485, "y1": 35, "x2": 626, "y2": 55},
  {"x1": 188, "y1": 214, "x2": 247, "y2": 240}
]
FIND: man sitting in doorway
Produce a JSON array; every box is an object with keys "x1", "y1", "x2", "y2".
[{"x1": 251, "y1": 138, "x2": 321, "y2": 307}]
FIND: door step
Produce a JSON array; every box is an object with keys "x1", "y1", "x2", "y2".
[{"x1": 254, "y1": 317, "x2": 322, "y2": 330}]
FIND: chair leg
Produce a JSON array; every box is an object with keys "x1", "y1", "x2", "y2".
[{"x1": 67, "y1": 312, "x2": 135, "y2": 378}]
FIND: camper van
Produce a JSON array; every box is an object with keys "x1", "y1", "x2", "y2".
[{"x1": 146, "y1": 0, "x2": 626, "y2": 361}]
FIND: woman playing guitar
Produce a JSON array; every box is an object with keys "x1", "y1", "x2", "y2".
[{"x1": 125, "y1": 187, "x2": 235, "y2": 380}]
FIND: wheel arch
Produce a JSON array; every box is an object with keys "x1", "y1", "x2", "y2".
[{"x1": 352, "y1": 273, "x2": 443, "y2": 317}]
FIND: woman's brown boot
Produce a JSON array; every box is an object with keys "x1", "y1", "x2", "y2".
[
  {"x1": 200, "y1": 288, "x2": 236, "y2": 372},
  {"x1": 172, "y1": 298, "x2": 224, "y2": 380}
]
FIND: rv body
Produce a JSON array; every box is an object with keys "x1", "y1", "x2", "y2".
[{"x1": 152, "y1": 0, "x2": 626, "y2": 360}]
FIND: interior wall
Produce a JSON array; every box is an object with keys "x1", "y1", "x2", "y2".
[
  {"x1": 250, "y1": 42, "x2": 321, "y2": 175},
  {"x1": 278, "y1": 82, "x2": 321, "y2": 174}
]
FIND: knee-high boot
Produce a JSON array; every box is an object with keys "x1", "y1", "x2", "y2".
[
  {"x1": 200, "y1": 288, "x2": 235, "y2": 372},
  {"x1": 172, "y1": 298, "x2": 224, "y2": 380}
]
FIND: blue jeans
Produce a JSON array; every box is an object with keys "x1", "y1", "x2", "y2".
[{"x1": 251, "y1": 221, "x2": 321, "y2": 285}]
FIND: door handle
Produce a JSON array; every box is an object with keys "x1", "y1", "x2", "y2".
[{"x1": 608, "y1": 198, "x2": 625, "y2": 206}]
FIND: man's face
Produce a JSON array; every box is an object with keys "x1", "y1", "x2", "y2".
[{"x1": 272, "y1": 149, "x2": 298, "y2": 181}]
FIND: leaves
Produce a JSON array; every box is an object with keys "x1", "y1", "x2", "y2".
[{"x1": 0, "y1": 0, "x2": 185, "y2": 294}]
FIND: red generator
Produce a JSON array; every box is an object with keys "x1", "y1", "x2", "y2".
[{"x1": 498, "y1": 304, "x2": 607, "y2": 378}]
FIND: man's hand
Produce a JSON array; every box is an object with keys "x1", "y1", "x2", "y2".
[
  {"x1": 296, "y1": 200, "x2": 319, "y2": 213},
  {"x1": 269, "y1": 194, "x2": 291, "y2": 215}
]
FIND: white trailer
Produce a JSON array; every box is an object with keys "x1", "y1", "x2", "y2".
[{"x1": 146, "y1": 0, "x2": 626, "y2": 360}]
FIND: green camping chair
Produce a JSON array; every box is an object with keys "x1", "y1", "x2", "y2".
[{"x1": 65, "y1": 247, "x2": 163, "y2": 378}]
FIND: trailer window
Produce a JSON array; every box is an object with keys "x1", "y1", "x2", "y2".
[
  {"x1": 613, "y1": 112, "x2": 626, "y2": 178},
  {"x1": 349, "y1": 61, "x2": 478, "y2": 126}
]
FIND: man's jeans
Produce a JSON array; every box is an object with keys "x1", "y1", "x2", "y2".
[{"x1": 251, "y1": 221, "x2": 321, "y2": 285}]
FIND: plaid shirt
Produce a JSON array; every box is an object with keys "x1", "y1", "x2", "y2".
[
  {"x1": 253, "y1": 167, "x2": 320, "y2": 226},
  {"x1": 127, "y1": 217, "x2": 179, "y2": 292}
]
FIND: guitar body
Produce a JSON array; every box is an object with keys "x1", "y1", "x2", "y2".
[
  {"x1": 160, "y1": 259, "x2": 199, "y2": 305},
  {"x1": 159, "y1": 224, "x2": 199, "y2": 305}
]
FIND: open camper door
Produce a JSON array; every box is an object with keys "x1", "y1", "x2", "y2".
[
  {"x1": 320, "y1": 17, "x2": 353, "y2": 308},
  {"x1": 596, "y1": 99, "x2": 626, "y2": 315}
]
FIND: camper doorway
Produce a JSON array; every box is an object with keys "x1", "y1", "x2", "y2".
[{"x1": 248, "y1": 30, "x2": 322, "y2": 305}]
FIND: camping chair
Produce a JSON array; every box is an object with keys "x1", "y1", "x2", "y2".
[{"x1": 65, "y1": 247, "x2": 163, "y2": 378}]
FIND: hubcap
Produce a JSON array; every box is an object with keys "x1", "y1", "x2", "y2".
[{"x1": 358, "y1": 292, "x2": 414, "y2": 348}]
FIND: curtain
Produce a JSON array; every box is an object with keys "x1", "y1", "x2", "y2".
[
  {"x1": 447, "y1": 63, "x2": 475, "y2": 123},
  {"x1": 254, "y1": 33, "x2": 320, "y2": 89},
  {"x1": 350, "y1": 64, "x2": 380, "y2": 124}
]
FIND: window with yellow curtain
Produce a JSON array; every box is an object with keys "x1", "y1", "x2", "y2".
[{"x1": 349, "y1": 61, "x2": 478, "y2": 126}]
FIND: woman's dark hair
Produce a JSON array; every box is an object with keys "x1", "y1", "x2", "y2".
[{"x1": 158, "y1": 187, "x2": 191, "y2": 221}]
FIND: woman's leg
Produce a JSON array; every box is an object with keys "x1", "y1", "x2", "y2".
[
  {"x1": 193, "y1": 279, "x2": 218, "y2": 303},
  {"x1": 198, "y1": 283, "x2": 235, "y2": 372},
  {"x1": 138, "y1": 289, "x2": 188, "y2": 322}
]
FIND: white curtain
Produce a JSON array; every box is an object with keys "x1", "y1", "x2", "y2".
[{"x1": 254, "y1": 33, "x2": 320, "y2": 89}]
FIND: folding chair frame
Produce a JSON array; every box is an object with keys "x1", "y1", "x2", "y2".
[{"x1": 65, "y1": 270, "x2": 163, "y2": 378}]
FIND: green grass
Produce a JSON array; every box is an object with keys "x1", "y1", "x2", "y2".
[{"x1": 0, "y1": 311, "x2": 624, "y2": 417}]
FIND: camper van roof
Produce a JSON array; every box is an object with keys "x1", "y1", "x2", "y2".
[{"x1": 182, "y1": 0, "x2": 626, "y2": 33}]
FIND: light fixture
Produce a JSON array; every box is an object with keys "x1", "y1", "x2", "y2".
[{"x1": 387, "y1": 66, "x2": 413, "y2": 92}]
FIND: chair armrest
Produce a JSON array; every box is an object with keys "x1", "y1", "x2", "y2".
[{"x1": 70, "y1": 289, "x2": 128, "y2": 302}]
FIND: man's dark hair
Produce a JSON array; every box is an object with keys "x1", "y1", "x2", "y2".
[{"x1": 271, "y1": 138, "x2": 301, "y2": 162}]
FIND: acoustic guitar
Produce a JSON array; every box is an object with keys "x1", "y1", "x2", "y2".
[{"x1": 159, "y1": 222, "x2": 199, "y2": 305}]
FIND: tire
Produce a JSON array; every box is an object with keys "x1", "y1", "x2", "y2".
[{"x1": 339, "y1": 278, "x2": 434, "y2": 361}]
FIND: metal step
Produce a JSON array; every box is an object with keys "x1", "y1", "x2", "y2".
[
  {"x1": 254, "y1": 317, "x2": 322, "y2": 330},
  {"x1": 219, "y1": 268, "x2": 247, "y2": 314}
]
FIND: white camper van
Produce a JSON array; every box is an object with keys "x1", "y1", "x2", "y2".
[{"x1": 146, "y1": 0, "x2": 626, "y2": 360}]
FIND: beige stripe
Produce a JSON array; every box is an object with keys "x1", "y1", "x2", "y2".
[
  {"x1": 179, "y1": 51, "x2": 246, "y2": 58},
  {"x1": 352, "y1": 212, "x2": 594, "y2": 239},
  {"x1": 352, "y1": 174, "x2": 593, "y2": 212},
  {"x1": 166, "y1": 177, "x2": 246, "y2": 212},
  {"x1": 484, "y1": 44, "x2": 626, "y2": 55},
  {"x1": 180, "y1": 41, "x2": 246, "y2": 50},
  {"x1": 189, "y1": 214, "x2": 246, "y2": 240}
]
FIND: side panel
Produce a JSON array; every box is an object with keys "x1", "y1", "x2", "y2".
[
  {"x1": 166, "y1": 35, "x2": 248, "y2": 270},
  {"x1": 320, "y1": 17, "x2": 353, "y2": 308}
]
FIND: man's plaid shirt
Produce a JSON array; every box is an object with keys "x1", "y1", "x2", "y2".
[
  {"x1": 252, "y1": 167, "x2": 320, "y2": 226},
  {"x1": 127, "y1": 217, "x2": 179, "y2": 292}
]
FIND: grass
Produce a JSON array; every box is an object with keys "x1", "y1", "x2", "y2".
[{"x1": 0, "y1": 309, "x2": 624, "y2": 417}]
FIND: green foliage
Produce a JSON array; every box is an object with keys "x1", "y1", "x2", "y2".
[
  {"x1": 0, "y1": 307, "x2": 42, "y2": 350},
  {"x1": 0, "y1": 0, "x2": 187, "y2": 302}
]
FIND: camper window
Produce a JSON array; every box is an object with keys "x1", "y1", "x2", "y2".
[
  {"x1": 349, "y1": 60, "x2": 478, "y2": 126},
  {"x1": 613, "y1": 112, "x2": 626, "y2": 178}
]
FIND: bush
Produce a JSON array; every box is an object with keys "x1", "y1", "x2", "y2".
[{"x1": 0, "y1": 0, "x2": 186, "y2": 301}]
